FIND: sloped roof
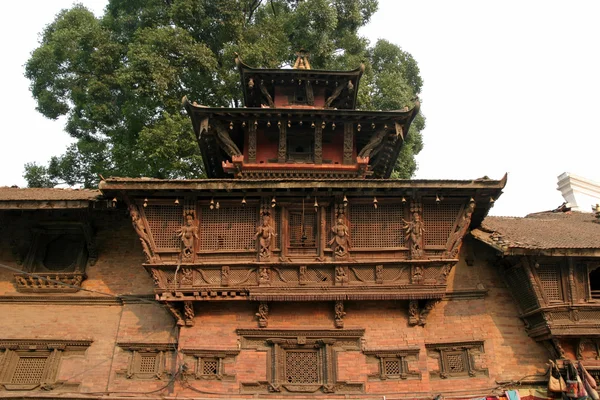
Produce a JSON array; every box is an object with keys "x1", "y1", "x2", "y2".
[
  {"x1": 472, "y1": 211, "x2": 600, "y2": 255},
  {"x1": 0, "y1": 187, "x2": 101, "y2": 204}
]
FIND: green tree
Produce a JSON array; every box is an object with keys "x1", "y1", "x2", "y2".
[{"x1": 25, "y1": 0, "x2": 424, "y2": 187}]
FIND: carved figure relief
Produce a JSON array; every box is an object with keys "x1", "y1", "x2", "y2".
[
  {"x1": 259, "y1": 267, "x2": 270, "y2": 285},
  {"x1": 412, "y1": 265, "x2": 423, "y2": 284},
  {"x1": 255, "y1": 213, "x2": 276, "y2": 260},
  {"x1": 408, "y1": 299, "x2": 440, "y2": 326},
  {"x1": 299, "y1": 266, "x2": 308, "y2": 285},
  {"x1": 177, "y1": 213, "x2": 199, "y2": 262},
  {"x1": 329, "y1": 215, "x2": 351, "y2": 259},
  {"x1": 358, "y1": 128, "x2": 388, "y2": 159},
  {"x1": 256, "y1": 302, "x2": 269, "y2": 328},
  {"x1": 445, "y1": 200, "x2": 476, "y2": 258},
  {"x1": 403, "y1": 211, "x2": 425, "y2": 260},
  {"x1": 408, "y1": 300, "x2": 419, "y2": 326},
  {"x1": 335, "y1": 266, "x2": 348, "y2": 284},
  {"x1": 334, "y1": 301, "x2": 346, "y2": 328},
  {"x1": 166, "y1": 303, "x2": 185, "y2": 326},
  {"x1": 181, "y1": 268, "x2": 193, "y2": 285},
  {"x1": 129, "y1": 204, "x2": 159, "y2": 263},
  {"x1": 375, "y1": 265, "x2": 384, "y2": 284},
  {"x1": 221, "y1": 266, "x2": 230, "y2": 286},
  {"x1": 184, "y1": 301, "x2": 195, "y2": 326}
]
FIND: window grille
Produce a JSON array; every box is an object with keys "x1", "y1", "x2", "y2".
[
  {"x1": 537, "y1": 264, "x2": 563, "y2": 302},
  {"x1": 10, "y1": 357, "x2": 47, "y2": 384},
  {"x1": 350, "y1": 204, "x2": 404, "y2": 248},
  {"x1": 423, "y1": 203, "x2": 462, "y2": 246},
  {"x1": 199, "y1": 206, "x2": 257, "y2": 251},
  {"x1": 445, "y1": 352, "x2": 466, "y2": 373},
  {"x1": 383, "y1": 359, "x2": 401, "y2": 375},
  {"x1": 202, "y1": 359, "x2": 219, "y2": 375},
  {"x1": 285, "y1": 350, "x2": 319, "y2": 384},
  {"x1": 144, "y1": 204, "x2": 182, "y2": 250},
  {"x1": 138, "y1": 354, "x2": 158, "y2": 374},
  {"x1": 289, "y1": 211, "x2": 317, "y2": 248}
]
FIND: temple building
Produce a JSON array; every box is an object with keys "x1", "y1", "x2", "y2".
[{"x1": 1, "y1": 53, "x2": 600, "y2": 399}]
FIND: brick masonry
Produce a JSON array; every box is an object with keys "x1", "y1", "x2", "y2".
[{"x1": 0, "y1": 212, "x2": 550, "y2": 398}]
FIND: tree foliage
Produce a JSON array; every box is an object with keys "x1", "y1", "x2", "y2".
[{"x1": 24, "y1": 0, "x2": 424, "y2": 187}]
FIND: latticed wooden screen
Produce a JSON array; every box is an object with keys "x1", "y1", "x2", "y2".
[
  {"x1": 202, "y1": 359, "x2": 219, "y2": 375},
  {"x1": 422, "y1": 203, "x2": 462, "y2": 246},
  {"x1": 384, "y1": 359, "x2": 401, "y2": 376},
  {"x1": 504, "y1": 266, "x2": 539, "y2": 312},
  {"x1": 350, "y1": 204, "x2": 404, "y2": 248},
  {"x1": 138, "y1": 354, "x2": 158, "y2": 374},
  {"x1": 285, "y1": 350, "x2": 319, "y2": 384},
  {"x1": 199, "y1": 206, "x2": 257, "y2": 251},
  {"x1": 289, "y1": 211, "x2": 317, "y2": 248},
  {"x1": 144, "y1": 204, "x2": 183, "y2": 250},
  {"x1": 537, "y1": 264, "x2": 563, "y2": 302},
  {"x1": 11, "y1": 357, "x2": 47, "y2": 384},
  {"x1": 445, "y1": 352, "x2": 466, "y2": 374}
]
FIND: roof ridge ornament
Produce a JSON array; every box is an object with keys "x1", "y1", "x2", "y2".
[{"x1": 293, "y1": 49, "x2": 311, "y2": 70}]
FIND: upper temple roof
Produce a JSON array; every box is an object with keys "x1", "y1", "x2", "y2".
[{"x1": 235, "y1": 55, "x2": 365, "y2": 110}]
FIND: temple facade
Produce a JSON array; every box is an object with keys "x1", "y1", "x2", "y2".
[{"x1": 1, "y1": 54, "x2": 599, "y2": 399}]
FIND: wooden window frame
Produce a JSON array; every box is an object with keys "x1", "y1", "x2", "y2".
[
  {"x1": 181, "y1": 349, "x2": 239, "y2": 381},
  {"x1": 426, "y1": 341, "x2": 486, "y2": 379},
  {"x1": 0, "y1": 339, "x2": 91, "y2": 391},
  {"x1": 117, "y1": 343, "x2": 172, "y2": 381},
  {"x1": 364, "y1": 349, "x2": 420, "y2": 381}
]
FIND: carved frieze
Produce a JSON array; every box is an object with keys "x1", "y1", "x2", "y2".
[{"x1": 14, "y1": 272, "x2": 86, "y2": 293}]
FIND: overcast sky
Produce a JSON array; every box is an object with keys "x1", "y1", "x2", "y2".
[{"x1": 1, "y1": 0, "x2": 598, "y2": 217}]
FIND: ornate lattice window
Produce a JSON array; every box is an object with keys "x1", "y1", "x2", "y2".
[
  {"x1": 0, "y1": 339, "x2": 91, "y2": 391},
  {"x1": 181, "y1": 349, "x2": 238, "y2": 381},
  {"x1": 426, "y1": 341, "x2": 487, "y2": 379},
  {"x1": 537, "y1": 263, "x2": 563, "y2": 302},
  {"x1": 199, "y1": 205, "x2": 258, "y2": 251},
  {"x1": 350, "y1": 203, "x2": 404, "y2": 248},
  {"x1": 144, "y1": 204, "x2": 183, "y2": 251},
  {"x1": 237, "y1": 329, "x2": 364, "y2": 394},
  {"x1": 364, "y1": 349, "x2": 420, "y2": 381},
  {"x1": 118, "y1": 343, "x2": 171, "y2": 380},
  {"x1": 422, "y1": 203, "x2": 462, "y2": 247}
]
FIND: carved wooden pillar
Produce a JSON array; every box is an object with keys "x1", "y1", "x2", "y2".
[
  {"x1": 343, "y1": 123, "x2": 354, "y2": 164},
  {"x1": 318, "y1": 205, "x2": 326, "y2": 261},
  {"x1": 278, "y1": 122, "x2": 286, "y2": 163},
  {"x1": 314, "y1": 125, "x2": 323, "y2": 164},
  {"x1": 248, "y1": 123, "x2": 257, "y2": 163},
  {"x1": 522, "y1": 257, "x2": 545, "y2": 307}
]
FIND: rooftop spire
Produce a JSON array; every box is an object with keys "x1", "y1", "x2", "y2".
[{"x1": 293, "y1": 49, "x2": 311, "y2": 70}]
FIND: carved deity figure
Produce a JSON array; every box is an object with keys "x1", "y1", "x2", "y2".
[
  {"x1": 256, "y1": 302, "x2": 269, "y2": 328},
  {"x1": 375, "y1": 265, "x2": 384, "y2": 283},
  {"x1": 255, "y1": 214, "x2": 276, "y2": 260},
  {"x1": 358, "y1": 128, "x2": 388, "y2": 159},
  {"x1": 129, "y1": 204, "x2": 158, "y2": 263},
  {"x1": 329, "y1": 216, "x2": 351, "y2": 259},
  {"x1": 335, "y1": 266, "x2": 347, "y2": 283},
  {"x1": 334, "y1": 301, "x2": 346, "y2": 328},
  {"x1": 181, "y1": 268, "x2": 193, "y2": 285},
  {"x1": 213, "y1": 121, "x2": 242, "y2": 157},
  {"x1": 177, "y1": 213, "x2": 199, "y2": 261},
  {"x1": 403, "y1": 211, "x2": 425, "y2": 259}
]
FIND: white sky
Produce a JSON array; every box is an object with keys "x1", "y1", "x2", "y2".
[{"x1": 1, "y1": 0, "x2": 598, "y2": 217}]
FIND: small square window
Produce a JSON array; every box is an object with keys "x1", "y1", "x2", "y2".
[
  {"x1": 200, "y1": 358, "x2": 219, "y2": 376},
  {"x1": 125, "y1": 351, "x2": 165, "y2": 380},
  {"x1": 285, "y1": 350, "x2": 319, "y2": 384},
  {"x1": 383, "y1": 359, "x2": 401, "y2": 376},
  {"x1": 426, "y1": 341, "x2": 487, "y2": 379}
]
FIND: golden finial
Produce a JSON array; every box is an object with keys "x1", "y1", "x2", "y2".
[{"x1": 293, "y1": 49, "x2": 311, "y2": 70}]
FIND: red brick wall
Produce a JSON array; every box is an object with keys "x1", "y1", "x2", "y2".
[{"x1": 0, "y1": 211, "x2": 550, "y2": 398}]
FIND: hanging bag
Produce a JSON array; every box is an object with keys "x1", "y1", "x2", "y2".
[
  {"x1": 549, "y1": 361, "x2": 567, "y2": 393},
  {"x1": 566, "y1": 362, "x2": 579, "y2": 398}
]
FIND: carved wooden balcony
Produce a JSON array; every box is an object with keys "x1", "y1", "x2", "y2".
[{"x1": 13, "y1": 272, "x2": 86, "y2": 293}]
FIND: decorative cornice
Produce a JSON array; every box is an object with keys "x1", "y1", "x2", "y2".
[
  {"x1": 443, "y1": 288, "x2": 488, "y2": 300},
  {"x1": 236, "y1": 328, "x2": 364, "y2": 338},
  {"x1": 425, "y1": 340, "x2": 484, "y2": 349},
  {"x1": 117, "y1": 342, "x2": 176, "y2": 352},
  {"x1": 363, "y1": 348, "x2": 420, "y2": 357},
  {"x1": 0, "y1": 339, "x2": 92, "y2": 351},
  {"x1": 181, "y1": 349, "x2": 240, "y2": 357}
]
